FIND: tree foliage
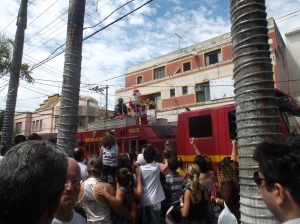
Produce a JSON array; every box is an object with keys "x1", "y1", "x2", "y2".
[{"x1": 0, "y1": 33, "x2": 34, "y2": 84}]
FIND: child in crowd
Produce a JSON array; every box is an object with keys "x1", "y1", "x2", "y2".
[
  {"x1": 165, "y1": 157, "x2": 183, "y2": 207},
  {"x1": 111, "y1": 168, "x2": 135, "y2": 224},
  {"x1": 176, "y1": 157, "x2": 185, "y2": 178},
  {"x1": 140, "y1": 145, "x2": 165, "y2": 223}
]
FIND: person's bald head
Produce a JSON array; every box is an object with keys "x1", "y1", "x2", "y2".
[
  {"x1": 57, "y1": 158, "x2": 81, "y2": 211},
  {"x1": 73, "y1": 147, "x2": 84, "y2": 162}
]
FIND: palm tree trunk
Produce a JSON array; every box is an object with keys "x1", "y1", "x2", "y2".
[
  {"x1": 230, "y1": 0, "x2": 281, "y2": 223},
  {"x1": 1, "y1": 0, "x2": 28, "y2": 148},
  {"x1": 57, "y1": 0, "x2": 86, "y2": 156}
]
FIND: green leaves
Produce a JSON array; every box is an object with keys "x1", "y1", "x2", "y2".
[{"x1": 0, "y1": 34, "x2": 34, "y2": 84}]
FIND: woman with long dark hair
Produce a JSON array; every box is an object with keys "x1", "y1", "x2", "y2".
[{"x1": 211, "y1": 161, "x2": 240, "y2": 222}]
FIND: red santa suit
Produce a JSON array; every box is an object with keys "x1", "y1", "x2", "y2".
[{"x1": 129, "y1": 88, "x2": 148, "y2": 125}]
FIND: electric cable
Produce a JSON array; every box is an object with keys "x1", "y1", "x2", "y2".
[{"x1": 29, "y1": 0, "x2": 153, "y2": 72}]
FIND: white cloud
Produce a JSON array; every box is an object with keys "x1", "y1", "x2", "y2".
[{"x1": 0, "y1": 0, "x2": 299, "y2": 112}]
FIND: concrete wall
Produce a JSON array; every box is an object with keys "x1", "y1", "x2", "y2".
[{"x1": 286, "y1": 27, "x2": 300, "y2": 101}]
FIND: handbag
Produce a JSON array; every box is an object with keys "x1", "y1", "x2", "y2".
[
  {"x1": 218, "y1": 202, "x2": 237, "y2": 224},
  {"x1": 166, "y1": 205, "x2": 182, "y2": 224}
]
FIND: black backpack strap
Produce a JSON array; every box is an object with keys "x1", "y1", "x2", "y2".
[{"x1": 73, "y1": 204, "x2": 87, "y2": 221}]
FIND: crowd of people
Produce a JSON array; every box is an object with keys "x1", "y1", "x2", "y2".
[{"x1": 0, "y1": 132, "x2": 300, "y2": 224}]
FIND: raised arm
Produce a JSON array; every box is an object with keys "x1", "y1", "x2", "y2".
[
  {"x1": 190, "y1": 137, "x2": 201, "y2": 155},
  {"x1": 230, "y1": 139, "x2": 237, "y2": 161},
  {"x1": 133, "y1": 164, "x2": 143, "y2": 200}
]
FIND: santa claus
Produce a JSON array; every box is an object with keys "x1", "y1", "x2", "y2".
[{"x1": 129, "y1": 88, "x2": 148, "y2": 125}]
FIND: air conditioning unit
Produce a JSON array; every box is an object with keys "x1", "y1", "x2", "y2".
[{"x1": 195, "y1": 85, "x2": 204, "y2": 92}]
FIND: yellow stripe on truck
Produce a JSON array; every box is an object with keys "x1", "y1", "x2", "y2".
[{"x1": 177, "y1": 155, "x2": 239, "y2": 163}]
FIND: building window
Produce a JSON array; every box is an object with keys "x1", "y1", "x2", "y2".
[
  {"x1": 205, "y1": 50, "x2": 221, "y2": 66},
  {"x1": 55, "y1": 116, "x2": 59, "y2": 128},
  {"x1": 182, "y1": 86, "x2": 188, "y2": 95},
  {"x1": 170, "y1": 89, "x2": 175, "y2": 97},
  {"x1": 32, "y1": 121, "x2": 35, "y2": 130},
  {"x1": 16, "y1": 122, "x2": 22, "y2": 132},
  {"x1": 183, "y1": 62, "x2": 191, "y2": 72},
  {"x1": 195, "y1": 83, "x2": 210, "y2": 102},
  {"x1": 88, "y1": 117, "x2": 95, "y2": 122},
  {"x1": 154, "y1": 66, "x2": 165, "y2": 80},
  {"x1": 146, "y1": 92, "x2": 161, "y2": 110},
  {"x1": 228, "y1": 111, "x2": 237, "y2": 140},
  {"x1": 78, "y1": 116, "x2": 86, "y2": 127},
  {"x1": 189, "y1": 115, "x2": 212, "y2": 138},
  {"x1": 35, "y1": 120, "x2": 39, "y2": 131},
  {"x1": 137, "y1": 76, "x2": 142, "y2": 84},
  {"x1": 40, "y1": 119, "x2": 43, "y2": 130}
]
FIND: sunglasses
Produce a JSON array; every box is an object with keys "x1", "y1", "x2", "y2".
[{"x1": 253, "y1": 171, "x2": 277, "y2": 186}]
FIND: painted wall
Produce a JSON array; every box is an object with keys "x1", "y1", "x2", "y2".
[{"x1": 286, "y1": 27, "x2": 300, "y2": 100}]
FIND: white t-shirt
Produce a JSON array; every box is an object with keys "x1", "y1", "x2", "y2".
[
  {"x1": 140, "y1": 162, "x2": 165, "y2": 206},
  {"x1": 102, "y1": 144, "x2": 118, "y2": 167},
  {"x1": 77, "y1": 161, "x2": 88, "y2": 181},
  {"x1": 52, "y1": 209, "x2": 86, "y2": 224}
]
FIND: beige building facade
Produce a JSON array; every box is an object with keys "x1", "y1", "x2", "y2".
[{"x1": 13, "y1": 94, "x2": 113, "y2": 139}]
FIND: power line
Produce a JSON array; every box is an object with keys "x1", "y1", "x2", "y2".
[
  {"x1": 275, "y1": 9, "x2": 300, "y2": 20},
  {"x1": 29, "y1": 0, "x2": 153, "y2": 72},
  {"x1": 276, "y1": 13, "x2": 300, "y2": 23},
  {"x1": 84, "y1": 0, "x2": 133, "y2": 30},
  {"x1": 27, "y1": 0, "x2": 60, "y2": 27}
]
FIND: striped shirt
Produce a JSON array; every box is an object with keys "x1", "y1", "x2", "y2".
[{"x1": 165, "y1": 172, "x2": 183, "y2": 206}]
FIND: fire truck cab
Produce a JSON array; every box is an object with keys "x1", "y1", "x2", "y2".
[{"x1": 176, "y1": 90, "x2": 300, "y2": 168}]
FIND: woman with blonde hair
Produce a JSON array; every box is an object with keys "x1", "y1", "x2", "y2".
[{"x1": 179, "y1": 164, "x2": 209, "y2": 224}]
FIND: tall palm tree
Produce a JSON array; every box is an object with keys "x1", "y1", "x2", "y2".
[
  {"x1": 0, "y1": 33, "x2": 34, "y2": 83},
  {"x1": 1, "y1": 0, "x2": 30, "y2": 148}
]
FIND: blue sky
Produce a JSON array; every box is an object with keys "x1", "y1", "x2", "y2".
[{"x1": 0, "y1": 0, "x2": 299, "y2": 112}]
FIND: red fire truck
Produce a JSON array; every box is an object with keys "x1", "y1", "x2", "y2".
[{"x1": 75, "y1": 90, "x2": 300, "y2": 169}]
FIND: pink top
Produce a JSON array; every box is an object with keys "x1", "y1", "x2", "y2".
[{"x1": 160, "y1": 163, "x2": 170, "y2": 175}]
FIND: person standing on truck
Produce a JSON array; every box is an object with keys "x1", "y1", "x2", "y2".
[
  {"x1": 129, "y1": 88, "x2": 149, "y2": 125},
  {"x1": 113, "y1": 98, "x2": 128, "y2": 118},
  {"x1": 253, "y1": 135, "x2": 300, "y2": 224}
]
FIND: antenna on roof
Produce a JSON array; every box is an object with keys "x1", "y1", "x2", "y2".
[{"x1": 174, "y1": 33, "x2": 183, "y2": 49}]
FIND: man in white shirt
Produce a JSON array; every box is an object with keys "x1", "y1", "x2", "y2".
[
  {"x1": 52, "y1": 159, "x2": 86, "y2": 224},
  {"x1": 253, "y1": 135, "x2": 300, "y2": 224},
  {"x1": 73, "y1": 147, "x2": 88, "y2": 181},
  {"x1": 140, "y1": 145, "x2": 165, "y2": 223}
]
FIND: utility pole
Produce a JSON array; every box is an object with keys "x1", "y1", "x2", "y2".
[
  {"x1": 57, "y1": 0, "x2": 86, "y2": 156},
  {"x1": 1, "y1": 0, "x2": 27, "y2": 148},
  {"x1": 230, "y1": 1, "x2": 281, "y2": 223},
  {"x1": 90, "y1": 85, "x2": 109, "y2": 118},
  {"x1": 105, "y1": 85, "x2": 108, "y2": 118}
]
